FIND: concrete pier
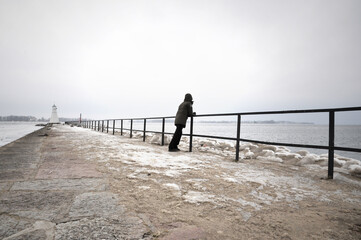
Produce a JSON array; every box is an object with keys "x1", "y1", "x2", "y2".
[
  {"x1": 1, "y1": 125, "x2": 360, "y2": 239},
  {"x1": 0, "y1": 127, "x2": 150, "y2": 239}
]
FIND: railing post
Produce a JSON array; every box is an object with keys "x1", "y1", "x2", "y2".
[
  {"x1": 130, "y1": 119, "x2": 133, "y2": 138},
  {"x1": 107, "y1": 120, "x2": 109, "y2": 133},
  {"x1": 121, "y1": 120, "x2": 123, "y2": 135},
  {"x1": 161, "y1": 118, "x2": 165, "y2": 146},
  {"x1": 143, "y1": 119, "x2": 147, "y2": 142},
  {"x1": 189, "y1": 116, "x2": 193, "y2": 152},
  {"x1": 328, "y1": 111, "x2": 335, "y2": 179},
  {"x1": 98, "y1": 121, "x2": 100, "y2": 131},
  {"x1": 102, "y1": 120, "x2": 104, "y2": 132},
  {"x1": 112, "y1": 120, "x2": 115, "y2": 135},
  {"x1": 236, "y1": 114, "x2": 241, "y2": 162}
]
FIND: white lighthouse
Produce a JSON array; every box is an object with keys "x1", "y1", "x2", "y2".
[{"x1": 49, "y1": 104, "x2": 60, "y2": 124}]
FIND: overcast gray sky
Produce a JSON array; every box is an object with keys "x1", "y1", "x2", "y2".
[{"x1": 1, "y1": 0, "x2": 360, "y2": 124}]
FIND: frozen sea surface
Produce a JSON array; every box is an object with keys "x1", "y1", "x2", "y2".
[{"x1": 0, "y1": 122, "x2": 45, "y2": 147}]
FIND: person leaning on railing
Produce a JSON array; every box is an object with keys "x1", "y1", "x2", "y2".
[{"x1": 169, "y1": 93, "x2": 196, "y2": 152}]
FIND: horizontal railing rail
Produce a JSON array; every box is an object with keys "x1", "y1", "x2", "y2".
[{"x1": 66, "y1": 106, "x2": 361, "y2": 179}]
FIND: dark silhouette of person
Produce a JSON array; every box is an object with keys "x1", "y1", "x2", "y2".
[{"x1": 169, "y1": 93, "x2": 195, "y2": 152}]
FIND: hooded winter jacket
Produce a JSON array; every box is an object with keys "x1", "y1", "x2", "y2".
[{"x1": 174, "y1": 93, "x2": 193, "y2": 127}]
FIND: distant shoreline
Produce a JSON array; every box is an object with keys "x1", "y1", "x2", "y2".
[
  {"x1": 195, "y1": 120, "x2": 314, "y2": 125},
  {"x1": 0, "y1": 116, "x2": 79, "y2": 122},
  {"x1": 126, "y1": 119, "x2": 314, "y2": 124},
  {"x1": 3, "y1": 117, "x2": 360, "y2": 126}
]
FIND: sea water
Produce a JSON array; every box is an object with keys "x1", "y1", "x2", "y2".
[
  {"x1": 0, "y1": 122, "x2": 45, "y2": 147},
  {"x1": 4, "y1": 121, "x2": 359, "y2": 161},
  {"x1": 127, "y1": 121, "x2": 361, "y2": 161}
]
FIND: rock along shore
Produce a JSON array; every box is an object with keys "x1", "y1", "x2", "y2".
[{"x1": 0, "y1": 124, "x2": 360, "y2": 239}]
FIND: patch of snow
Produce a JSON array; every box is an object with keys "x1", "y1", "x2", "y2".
[
  {"x1": 250, "y1": 190, "x2": 273, "y2": 205},
  {"x1": 236, "y1": 197, "x2": 262, "y2": 210},
  {"x1": 186, "y1": 179, "x2": 208, "y2": 191},
  {"x1": 348, "y1": 164, "x2": 361, "y2": 175},
  {"x1": 275, "y1": 152, "x2": 302, "y2": 161},
  {"x1": 334, "y1": 173, "x2": 361, "y2": 187},
  {"x1": 107, "y1": 166, "x2": 120, "y2": 172},
  {"x1": 183, "y1": 191, "x2": 215, "y2": 204},
  {"x1": 163, "y1": 183, "x2": 182, "y2": 197},
  {"x1": 163, "y1": 183, "x2": 181, "y2": 191},
  {"x1": 164, "y1": 169, "x2": 182, "y2": 177},
  {"x1": 297, "y1": 150, "x2": 309, "y2": 156},
  {"x1": 256, "y1": 156, "x2": 283, "y2": 163},
  {"x1": 237, "y1": 209, "x2": 252, "y2": 222},
  {"x1": 296, "y1": 154, "x2": 320, "y2": 165},
  {"x1": 223, "y1": 177, "x2": 238, "y2": 183},
  {"x1": 150, "y1": 134, "x2": 171, "y2": 145}
]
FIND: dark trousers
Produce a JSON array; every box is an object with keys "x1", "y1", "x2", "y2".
[{"x1": 169, "y1": 124, "x2": 185, "y2": 150}]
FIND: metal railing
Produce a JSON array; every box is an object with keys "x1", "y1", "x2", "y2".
[{"x1": 66, "y1": 106, "x2": 361, "y2": 179}]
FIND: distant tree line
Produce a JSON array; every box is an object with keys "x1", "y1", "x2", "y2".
[
  {"x1": 0, "y1": 116, "x2": 38, "y2": 122},
  {"x1": 0, "y1": 116, "x2": 81, "y2": 122}
]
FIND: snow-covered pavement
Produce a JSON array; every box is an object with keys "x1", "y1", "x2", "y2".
[{"x1": 52, "y1": 124, "x2": 361, "y2": 239}]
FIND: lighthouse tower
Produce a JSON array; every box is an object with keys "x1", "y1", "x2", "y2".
[{"x1": 49, "y1": 104, "x2": 60, "y2": 124}]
